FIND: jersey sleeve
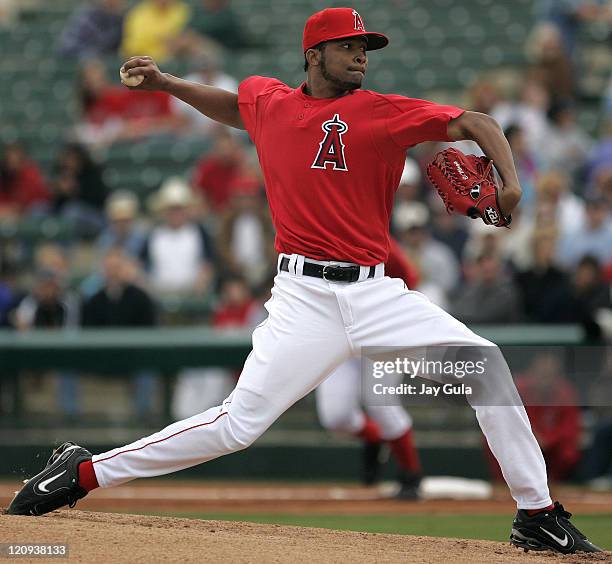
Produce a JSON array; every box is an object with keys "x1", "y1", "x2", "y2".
[
  {"x1": 238, "y1": 76, "x2": 287, "y2": 140},
  {"x1": 378, "y1": 94, "x2": 465, "y2": 149}
]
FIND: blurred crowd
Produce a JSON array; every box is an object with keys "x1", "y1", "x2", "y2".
[
  {"x1": 0, "y1": 0, "x2": 611, "y2": 484},
  {"x1": 0, "y1": 0, "x2": 610, "y2": 330}
]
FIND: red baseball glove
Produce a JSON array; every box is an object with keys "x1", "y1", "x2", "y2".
[{"x1": 426, "y1": 148, "x2": 511, "y2": 227}]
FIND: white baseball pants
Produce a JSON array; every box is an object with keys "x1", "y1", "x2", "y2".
[
  {"x1": 92, "y1": 254, "x2": 552, "y2": 509},
  {"x1": 316, "y1": 357, "x2": 412, "y2": 440}
]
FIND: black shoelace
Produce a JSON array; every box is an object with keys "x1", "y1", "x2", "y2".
[{"x1": 552, "y1": 502, "x2": 587, "y2": 540}]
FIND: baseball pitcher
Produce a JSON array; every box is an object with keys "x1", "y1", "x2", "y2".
[{"x1": 8, "y1": 7, "x2": 601, "y2": 555}]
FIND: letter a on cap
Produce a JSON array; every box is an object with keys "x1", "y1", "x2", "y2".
[{"x1": 353, "y1": 10, "x2": 365, "y2": 31}]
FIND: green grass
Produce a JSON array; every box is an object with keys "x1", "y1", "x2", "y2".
[{"x1": 136, "y1": 511, "x2": 612, "y2": 550}]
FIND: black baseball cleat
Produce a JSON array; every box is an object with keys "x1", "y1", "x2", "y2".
[
  {"x1": 510, "y1": 502, "x2": 603, "y2": 554},
  {"x1": 5, "y1": 442, "x2": 91, "y2": 516},
  {"x1": 395, "y1": 470, "x2": 422, "y2": 500}
]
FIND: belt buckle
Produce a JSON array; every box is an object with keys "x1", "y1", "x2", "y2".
[{"x1": 322, "y1": 264, "x2": 334, "y2": 281}]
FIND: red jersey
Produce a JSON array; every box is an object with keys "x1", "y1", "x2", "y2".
[
  {"x1": 516, "y1": 376, "x2": 581, "y2": 452},
  {"x1": 191, "y1": 156, "x2": 241, "y2": 212},
  {"x1": 212, "y1": 301, "x2": 258, "y2": 329},
  {"x1": 386, "y1": 238, "x2": 419, "y2": 289},
  {"x1": 238, "y1": 77, "x2": 463, "y2": 265},
  {"x1": 0, "y1": 160, "x2": 50, "y2": 211},
  {"x1": 87, "y1": 87, "x2": 173, "y2": 125}
]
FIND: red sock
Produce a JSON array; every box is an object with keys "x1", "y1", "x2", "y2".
[
  {"x1": 78, "y1": 460, "x2": 99, "y2": 492},
  {"x1": 526, "y1": 504, "x2": 554, "y2": 516},
  {"x1": 357, "y1": 417, "x2": 382, "y2": 443},
  {"x1": 389, "y1": 428, "x2": 421, "y2": 474}
]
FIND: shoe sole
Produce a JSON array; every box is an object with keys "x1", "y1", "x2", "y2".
[{"x1": 510, "y1": 529, "x2": 557, "y2": 553}]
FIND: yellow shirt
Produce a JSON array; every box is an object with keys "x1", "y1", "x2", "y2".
[{"x1": 121, "y1": 0, "x2": 190, "y2": 62}]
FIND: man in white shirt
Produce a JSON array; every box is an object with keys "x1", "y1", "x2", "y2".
[{"x1": 142, "y1": 177, "x2": 215, "y2": 295}]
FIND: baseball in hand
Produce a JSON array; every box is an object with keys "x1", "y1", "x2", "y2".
[{"x1": 119, "y1": 67, "x2": 144, "y2": 87}]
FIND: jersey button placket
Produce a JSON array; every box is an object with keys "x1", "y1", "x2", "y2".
[{"x1": 296, "y1": 102, "x2": 311, "y2": 124}]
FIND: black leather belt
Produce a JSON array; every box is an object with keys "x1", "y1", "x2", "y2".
[{"x1": 280, "y1": 257, "x2": 375, "y2": 283}]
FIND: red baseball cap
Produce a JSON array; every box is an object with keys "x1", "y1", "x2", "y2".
[{"x1": 302, "y1": 7, "x2": 389, "y2": 53}]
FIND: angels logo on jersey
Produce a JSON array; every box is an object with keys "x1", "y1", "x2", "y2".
[{"x1": 311, "y1": 114, "x2": 349, "y2": 171}]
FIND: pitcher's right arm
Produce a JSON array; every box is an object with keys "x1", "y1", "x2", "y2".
[{"x1": 121, "y1": 56, "x2": 245, "y2": 130}]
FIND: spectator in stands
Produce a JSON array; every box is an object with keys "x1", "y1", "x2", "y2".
[
  {"x1": 451, "y1": 250, "x2": 521, "y2": 324},
  {"x1": 172, "y1": 53, "x2": 239, "y2": 139},
  {"x1": 468, "y1": 199, "x2": 552, "y2": 273},
  {"x1": 536, "y1": 170, "x2": 585, "y2": 236},
  {"x1": 12, "y1": 266, "x2": 80, "y2": 417},
  {"x1": 32, "y1": 242, "x2": 70, "y2": 276},
  {"x1": 515, "y1": 228, "x2": 572, "y2": 322},
  {"x1": 538, "y1": 0, "x2": 612, "y2": 60},
  {"x1": 0, "y1": 258, "x2": 20, "y2": 327},
  {"x1": 212, "y1": 273, "x2": 260, "y2": 327},
  {"x1": 542, "y1": 100, "x2": 593, "y2": 180},
  {"x1": 172, "y1": 273, "x2": 257, "y2": 419},
  {"x1": 50, "y1": 143, "x2": 108, "y2": 237},
  {"x1": 492, "y1": 78, "x2": 550, "y2": 157},
  {"x1": 82, "y1": 248, "x2": 158, "y2": 417},
  {"x1": 393, "y1": 157, "x2": 424, "y2": 207},
  {"x1": 443, "y1": 77, "x2": 503, "y2": 158},
  {"x1": 494, "y1": 207, "x2": 535, "y2": 271},
  {"x1": 587, "y1": 117, "x2": 612, "y2": 174},
  {"x1": 583, "y1": 350, "x2": 612, "y2": 490},
  {"x1": 395, "y1": 202, "x2": 459, "y2": 308},
  {"x1": 429, "y1": 201, "x2": 469, "y2": 262},
  {"x1": 189, "y1": 0, "x2": 250, "y2": 50},
  {"x1": 605, "y1": 78, "x2": 612, "y2": 118},
  {"x1": 0, "y1": 0, "x2": 17, "y2": 27},
  {"x1": 191, "y1": 127, "x2": 246, "y2": 213},
  {"x1": 504, "y1": 124, "x2": 539, "y2": 212},
  {"x1": 592, "y1": 166, "x2": 612, "y2": 211},
  {"x1": 14, "y1": 243, "x2": 73, "y2": 329},
  {"x1": 74, "y1": 60, "x2": 181, "y2": 148},
  {"x1": 585, "y1": 120, "x2": 612, "y2": 204},
  {"x1": 526, "y1": 22, "x2": 575, "y2": 102},
  {"x1": 121, "y1": 0, "x2": 201, "y2": 63},
  {"x1": 541, "y1": 255, "x2": 611, "y2": 338},
  {"x1": 519, "y1": 353, "x2": 583, "y2": 481},
  {"x1": 57, "y1": 0, "x2": 126, "y2": 59},
  {"x1": 96, "y1": 190, "x2": 148, "y2": 259},
  {"x1": 468, "y1": 76, "x2": 503, "y2": 116},
  {"x1": 0, "y1": 0, "x2": 46, "y2": 27},
  {"x1": 83, "y1": 191, "x2": 147, "y2": 297},
  {"x1": 557, "y1": 197, "x2": 612, "y2": 268},
  {"x1": 463, "y1": 228, "x2": 504, "y2": 266},
  {"x1": 0, "y1": 142, "x2": 50, "y2": 220},
  {"x1": 217, "y1": 176, "x2": 275, "y2": 288},
  {"x1": 83, "y1": 248, "x2": 155, "y2": 327},
  {"x1": 571, "y1": 255, "x2": 611, "y2": 316},
  {"x1": 486, "y1": 352, "x2": 582, "y2": 481},
  {"x1": 142, "y1": 177, "x2": 215, "y2": 295},
  {"x1": 12, "y1": 269, "x2": 79, "y2": 330}
]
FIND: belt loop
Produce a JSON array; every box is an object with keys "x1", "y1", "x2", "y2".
[
  {"x1": 288, "y1": 254, "x2": 298, "y2": 276},
  {"x1": 295, "y1": 255, "x2": 305, "y2": 277},
  {"x1": 357, "y1": 265, "x2": 369, "y2": 282},
  {"x1": 375, "y1": 263, "x2": 385, "y2": 278}
]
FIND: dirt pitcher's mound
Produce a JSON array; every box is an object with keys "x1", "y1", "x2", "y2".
[{"x1": 1, "y1": 511, "x2": 611, "y2": 563}]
